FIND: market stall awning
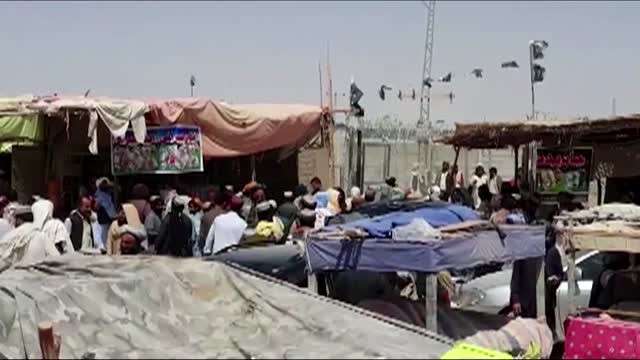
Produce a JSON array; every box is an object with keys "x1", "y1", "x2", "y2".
[
  {"x1": 27, "y1": 96, "x2": 148, "y2": 154},
  {"x1": 0, "y1": 97, "x2": 43, "y2": 152},
  {"x1": 5, "y1": 95, "x2": 325, "y2": 158},
  {"x1": 443, "y1": 114, "x2": 640, "y2": 149},
  {"x1": 145, "y1": 98, "x2": 325, "y2": 158},
  {"x1": 306, "y1": 225, "x2": 545, "y2": 274}
]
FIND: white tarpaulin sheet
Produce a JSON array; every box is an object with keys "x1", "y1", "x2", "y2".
[
  {"x1": 27, "y1": 96, "x2": 148, "y2": 155},
  {"x1": 0, "y1": 255, "x2": 452, "y2": 359}
]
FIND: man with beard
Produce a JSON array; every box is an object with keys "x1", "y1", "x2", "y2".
[
  {"x1": 199, "y1": 190, "x2": 226, "y2": 255},
  {"x1": 144, "y1": 196, "x2": 164, "y2": 250},
  {"x1": 119, "y1": 226, "x2": 150, "y2": 255},
  {"x1": 241, "y1": 183, "x2": 266, "y2": 228},
  {"x1": 64, "y1": 195, "x2": 102, "y2": 252},
  {"x1": 156, "y1": 197, "x2": 193, "y2": 257},
  {"x1": 204, "y1": 192, "x2": 247, "y2": 256},
  {"x1": 291, "y1": 208, "x2": 317, "y2": 239},
  {"x1": 276, "y1": 191, "x2": 298, "y2": 240},
  {"x1": 187, "y1": 197, "x2": 203, "y2": 256},
  {"x1": 310, "y1": 177, "x2": 323, "y2": 196},
  {"x1": 94, "y1": 177, "x2": 117, "y2": 246},
  {"x1": 106, "y1": 204, "x2": 139, "y2": 255}
]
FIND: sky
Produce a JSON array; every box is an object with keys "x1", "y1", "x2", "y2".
[{"x1": 1, "y1": 1, "x2": 639, "y2": 126}]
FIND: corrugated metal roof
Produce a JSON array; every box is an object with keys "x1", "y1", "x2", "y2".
[{"x1": 444, "y1": 114, "x2": 640, "y2": 148}]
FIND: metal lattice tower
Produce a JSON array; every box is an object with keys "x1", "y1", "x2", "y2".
[
  {"x1": 417, "y1": 0, "x2": 436, "y2": 130},
  {"x1": 417, "y1": 0, "x2": 436, "y2": 185}
]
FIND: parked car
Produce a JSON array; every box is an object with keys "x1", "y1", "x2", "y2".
[
  {"x1": 453, "y1": 250, "x2": 603, "y2": 340},
  {"x1": 208, "y1": 242, "x2": 308, "y2": 287},
  {"x1": 210, "y1": 242, "x2": 513, "y2": 340}
]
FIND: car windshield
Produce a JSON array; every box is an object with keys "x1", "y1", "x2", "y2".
[{"x1": 562, "y1": 251, "x2": 604, "y2": 281}]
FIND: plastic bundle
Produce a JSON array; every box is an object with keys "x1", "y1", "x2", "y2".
[{"x1": 391, "y1": 218, "x2": 442, "y2": 242}]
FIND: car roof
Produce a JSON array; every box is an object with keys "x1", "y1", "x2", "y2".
[
  {"x1": 208, "y1": 243, "x2": 303, "y2": 264},
  {"x1": 465, "y1": 250, "x2": 601, "y2": 290},
  {"x1": 464, "y1": 268, "x2": 513, "y2": 289}
]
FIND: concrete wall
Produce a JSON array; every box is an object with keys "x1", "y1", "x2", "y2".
[{"x1": 333, "y1": 124, "x2": 521, "y2": 190}]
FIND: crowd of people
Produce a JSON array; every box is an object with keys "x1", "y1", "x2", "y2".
[
  {"x1": 0, "y1": 162, "x2": 583, "y2": 339},
  {"x1": 0, "y1": 172, "x2": 424, "y2": 266},
  {"x1": 0, "y1": 160, "x2": 554, "y2": 265},
  {"x1": 432, "y1": 161, "x2": 591, "y2": 339},
  {"x1": 433, "y1": 161, "x2": 534, "y2": 224}
]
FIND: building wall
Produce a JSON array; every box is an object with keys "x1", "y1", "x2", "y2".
[{"x1": 333, "y1": 125, "x2": 521, "y2": 190}]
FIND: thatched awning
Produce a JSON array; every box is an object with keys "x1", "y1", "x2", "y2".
[{"x1": 442, "y1": 114, "x2": 640, "y2": 149}]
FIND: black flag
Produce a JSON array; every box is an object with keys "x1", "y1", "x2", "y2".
[
  {"x1": 471, "y1": 68, "x2": 483, "y2": 78},
  {"x1": 531, "y1": 40, "x2": 549, "y2": 60},
  {"x1": 378, "y1": 85, "x2": 392, "y2": 100},
  {"x1": 532, "y1": 64, "x2": 546, "y2": 83},
  {"x1": 501, "y1": 61, "x2": 519, "y2": 68},
  {"x1": 423, "y1": 78, "x2": 433, "y2": 88},
  {"x1": 439, "y1": 72, "x2": 452, "y2": 82},
  {"x1": 350, "y1": 82, "x2": 364, "y2": 117},
  {"x1": 190, "y1": 75, "x2": 196, "y2": 87}
]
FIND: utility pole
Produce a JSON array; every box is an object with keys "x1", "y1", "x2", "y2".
[
  {"x1": 612, "y1": 97, "x2": 617, "y2": 116},
  {"x1": 318, "y1": 62, "x2": 324, "y2": 108},
  {"x1": 526, "y1": 40, "x2": 549, "y2": 188},
  {"x1": 349, "y1": 77, "x2": 365, "y2": 190},
  {"x1": 528, "y1": 45, "x2": 535, "y2": 122},
  {"x1": 417, "y1": 0, "x2": 436, "y2": 185},
  {"x1": 190, "y1": 75, "x2": 196, "y2": 97}
]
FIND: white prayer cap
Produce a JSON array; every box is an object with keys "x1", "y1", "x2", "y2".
[{"x1": 256, "y1": 201, "x2": 271, "y2": 213}]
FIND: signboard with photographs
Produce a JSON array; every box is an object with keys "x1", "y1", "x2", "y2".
[
  {"x1": 536, "y1": 147, "x2": 592, "y2": 194},
  {"x1": 111, "y1": 126, "x2": 204, "y2": 175}
]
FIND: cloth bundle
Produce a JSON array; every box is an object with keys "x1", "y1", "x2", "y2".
[{"x1": 462, "y1": 317, "x2": 553, "y2": 359}]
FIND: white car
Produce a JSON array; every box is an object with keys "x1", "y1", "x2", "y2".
[{"x1": 453, "y1": 250, "x2": 603, "y2": 340}]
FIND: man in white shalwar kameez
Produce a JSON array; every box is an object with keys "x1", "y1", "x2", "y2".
[
  {"x1": 0, "y1": 205, "x2": 63, "y2": 267},
  {"x1": 34, "y1": 199, "x2": 75, "y2": 254}
]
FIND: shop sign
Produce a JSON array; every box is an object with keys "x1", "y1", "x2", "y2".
[{"x1": 536, "y1": 147, "x2": 592, "y2": 194}]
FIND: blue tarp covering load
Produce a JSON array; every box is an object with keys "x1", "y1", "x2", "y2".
[
  {"x1": 324, "y1": 203, "x2": 480, "y2": 238},
  {"x1": 305, "y1": 225, "x2": 546, "y2": 274}
]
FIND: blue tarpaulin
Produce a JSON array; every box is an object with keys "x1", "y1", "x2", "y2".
[
  {"x1": 324, "y1": 203, "x2": 480, "y2": 238},
  {"x1": 305, "y1": 226, "x2": 546, "y2": 274}
]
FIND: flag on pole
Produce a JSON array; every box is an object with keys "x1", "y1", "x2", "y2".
[
  {"x1": 438, "y1": 72, "x2": 452, "y2": 82},
  {"x1": 532, "y1": 64, "x2": 546, "y2": 83},
  {"x1": 350, "y1": 82, "x2": 363, "y2": 106},
  {"x1": 190, "y1": 75, "x2": 196, "y2": 87},
  {"x1": 349, "y1": 81, "x2": 364, "y2": 117},
  {"x1": 530, "y1": 40, "x2": 549, "y2": 60},
  {"x1": 378, "y1": 85, "x2": 392, "y2": 100}
]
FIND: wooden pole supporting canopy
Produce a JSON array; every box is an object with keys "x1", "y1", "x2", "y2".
[{"x1": 38, "y1": 321, "x2": 61, "y2": 360}]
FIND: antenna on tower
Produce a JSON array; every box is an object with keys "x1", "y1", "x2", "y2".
[
  {"x1": 417, "y1": 0, "x2": 436, "y2": 130},
  {"x1": 417, "y1": 0, "x2": 436, "y2": 185}
]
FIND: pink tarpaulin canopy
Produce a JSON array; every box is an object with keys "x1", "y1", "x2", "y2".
[{"x1": 145, "y1": 98, "x2": 325, "y2": 158}]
